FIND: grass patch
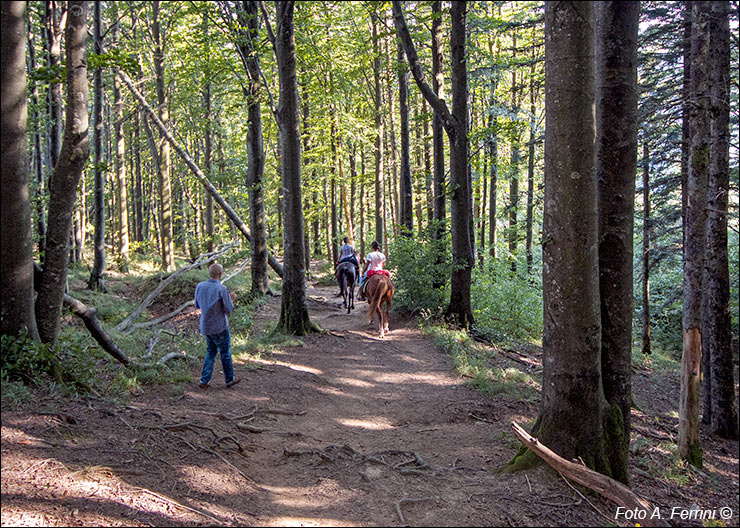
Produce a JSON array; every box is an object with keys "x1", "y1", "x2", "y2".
[{"x1": 425, "y1": 325, "x2": 539, "y2": 401}]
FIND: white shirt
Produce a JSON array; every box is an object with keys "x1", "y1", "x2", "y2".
[{"x1": 366, "y1": 251, "x2": 386, "y2": 271}]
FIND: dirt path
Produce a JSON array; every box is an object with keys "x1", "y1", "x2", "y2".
[{"x1": 2, "y1": 271, "x2": 738, "y2": 526}]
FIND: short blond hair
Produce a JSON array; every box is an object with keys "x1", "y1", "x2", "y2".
[{"x1": 209, "y1": 262, "x2": 223, "y2": 279}]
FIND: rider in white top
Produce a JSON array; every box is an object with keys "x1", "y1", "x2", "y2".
[{"x1": 358, "y1": 241, "x2": 387, "y2": 300}]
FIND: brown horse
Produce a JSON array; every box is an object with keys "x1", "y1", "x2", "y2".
[{"x1": 365, "y1": 274, "x2": 394, "y2": 338}]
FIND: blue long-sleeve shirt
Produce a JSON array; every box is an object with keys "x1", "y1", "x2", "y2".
[{"x1": 194, "y1": 279, "x2": 234, "y2": 336}]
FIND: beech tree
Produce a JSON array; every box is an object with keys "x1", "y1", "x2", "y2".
[
  {"x1": 275, "y1": 0, "x2": 315, "y2": 335},
  {"x1": 1, "y1": 1, "x2": 40, "y2": 340},
  {"x1": 35, "y1": 0, "x2": 90, "y2": 344}
]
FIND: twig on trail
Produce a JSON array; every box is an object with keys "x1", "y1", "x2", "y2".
[
  {"x1": 129, "y1": 486, "x2": 226, "y2": 525},
  {"x1": 559, "y1": 473, "x2": 619, "y2": 527},
  {"x1": 237, "y1": 423, "x2": 268, "y2": 433},
  {"x1": 525, "y1": 473, "x2": 532, "y2": 493},
  {"x1": 143, "y1": 330, "x2": 162, "y2": 359},
  {"x1": 216, "y1": 435, "x2": 244, "y2": 452},
  {"x1": 115, "y1": 413, "x2": 134, "y2": 432},
  {"x1": 469, "y1": 412, "x2": 498, "y2": 424},
  {"x1": 325, "y1": 330, "x2": 345, "y2": 338},
  {"x1": 394, "y1": 496, "x2": 439, "y2": 525},
  {"x1": 417, "y1": 426, "x2": 439, "y2": 433}
]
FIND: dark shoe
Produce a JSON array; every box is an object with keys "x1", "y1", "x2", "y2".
[
  {"x1": 199, "y1": 383, "x2": 209, "y2": 389},
  {"x1": 226, "y1": 377, "x2": 241, "y2": 388}
]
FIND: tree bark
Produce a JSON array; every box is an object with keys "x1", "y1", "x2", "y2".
[
  {"x1": 112, "y1": 5, "x2": 129, "y2": 272},
  {"x1": 518, "y1": 1, "x2": 611, "y2": 474},
  {"x1": 595, "y1": 0, "x2": 639, "y2": 485},
  {"x1": 36, "y1": 0, "x2": 90, "y2": 344},
  {"x1": 239, "y1": 0, "x2": 271, "y2": 296},
  {"x1": 275, "y1": 0, "x2": 315, "y2": 335},
  {"x1": 641, "y1": 143, "x2": 652, "y2": 356},
  {"x1": 27, "y1": 16, "x2": 47, "y2": 260},
  {"x1": 679, "y1": 0, "x2": 711, "y2": 467},
  {"x1": 525, "y1": 40, "x2": 537, "y2": 274},
  {"x1": 1, "y1": 1, "x2": 40, "y2": 340},
  {"x1": 431, "y1": 1, "x2": 446, "y2": 248},
  {"x1": 508, "y1": 43, "x2": 520, "y2": 271},
  {"x1": 44, "y1": 1, "x2": 63, "y2": 181},
  {"x1": 702, "y1": 0, "x2": 738, "y2": 440},
  {"x1": 202, "y1": 13, "x2": 214, "y2": 253},
  {"x1": 394, "y1": 0, "x2": 473, "y2": 326},
  {"x1": 88, "y1": 0, "x2": 105, "y2": 290},
  {"x1": 398, "y1": 39, "x2": 413, "y2": 237},
  {"x1": 153, "y1": 0, "x2": 175, "y2": 272},
  {"x1": 372, "y1": 12, "x2": 384, "y2": 248}
]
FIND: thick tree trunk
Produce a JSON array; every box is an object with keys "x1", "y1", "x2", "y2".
[
  {"x1": 36, "y1": 0, "x2": 90, "y2": 344},
  {"x1": 275, "y1": 0, "x2": 315, "y2": 335},
  {"x1": 595, "y1": 0, "x2": 639, "y2": 485},
  {"x1": 1, "y1": 1, "x2": 40, "y2": 340},
  {"x1": 641, "y1": 143, "x2": 652, "y2": 356},
  {"x1": 153, "y1": 0, "x2": 175, "y2": 272},
  {"x1": 703, "y1": 0, "x2": 738, "y2": 440},
  {"x1": 398, "y1": 40, "x2": 413, "y2": 236},
  {"x1": 88, "y1": 0, "x2": 105, "y2": 290},
  {"x1": 517, "y1": 1, "x2": 611, "y2": 475},
  {"x1": 44, "y1": 1, "x2": 62, "y2": 180},
  {"x1": 679, "y1": 0, "x2": 711, "y2": 467},
  {"x1": 372, "y1": 13, "x2": 384, "y2": 247}
]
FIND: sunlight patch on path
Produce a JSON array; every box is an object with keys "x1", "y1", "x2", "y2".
[
  {"x1": 335, "y1": 417, "x2": 395, "y2": 430},
  {"x1": 249, "y1": 357, "x2": 324, "y2": 376},
  {"x1": 264, "y1": 516, "x2": 362, "y2": 527}
]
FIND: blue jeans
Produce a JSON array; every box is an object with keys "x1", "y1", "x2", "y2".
[{"x1": 200, "y1": 328, "x2": 235, "y2": 385}]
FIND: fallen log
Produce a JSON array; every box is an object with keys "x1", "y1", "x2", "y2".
[
  {"x1": 116, "y1": 243, "x2": 234, "y2": 332},
  {"x1": 510, "y1": 422, "x2": 662, "y2": 527},
  {"x1": 116, "y1": 68, "x2": 284, "y2": 279}
]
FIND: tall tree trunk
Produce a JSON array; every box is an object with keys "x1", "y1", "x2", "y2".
[
  {"x1": 240, "y1": 0, "x2": 270, "y2": 295},
  {"x1": 372, "y1": 12, "x2": 384, "y2": 247},
  {"x1": 394, "y1": 0, "x2": 473, "y2": 326},
  {"x1": 275, "y1": 0, "x2": 314, "y2": 335},
  {"x1": 153, "y1": 0, "x2": 175, "y2": 272},
  {"x1": 385, "y1": 36, "x2": 399, "y2": 238},
  {"x1": 517, "y1": 1, "x2": 610, "y2": 474},
  {"x1": 203, "y1": 13, "x2": 214, "y2": 253},
  {"x1": 508, "y1": 57, "x2": 520, "y2": 271},
  {"x1": 423, "y1": 99, "x2": 434, "y2": 230},
  {"x1": 359, "y1": 148, "x2": 366, "y2": 257},
  {"x1": 595, "y1": 0, "x2": 639, "y2": 485},
  {"x1": 431, "y1": 0, "x2": 445, "y2": 245},
  {"x1": 88, "y1": 0, "x2": 105, "y2": 290},
  {"x1": 27, "y1": 16, "x2": 47, "y2": 260},
  {"x1": 525, "y1": 43, "x2": 537, "y2": 275},
  {"x1": 641, "y1": 142, "x2": 652, "y2": 356},
  {"x1": 36, "y1": 0, "x2": 90, "y2": 344},
  {"x1": 1, "y1": 1, "x2": 40, "y2": 340},
  {"x1": 134, "y1": 110, "x2": 144, "y2": 244},
  {"x1": 488, "y1": 103, "x2": 498, "y2": 260},
  {"x1": 398, "y1": 40, "x2": 413, "y2": 236},
  {"x1": 112, "y1": 6, "x2": 129, "y2": 272},
  {"x1": 330, "y1": 117, "x2": 339, "y2": 263},
  {"x1": 679, "y1": 0, "x2": 711, "y2": 468},
  {"x1": 44, "y1": 1, "x2": 63, "y2": 181},
  {"x1": 703, "y1": 0, "x2": 738, "y2": 440}
]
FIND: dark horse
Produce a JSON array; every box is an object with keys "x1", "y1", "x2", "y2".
[
  {"x1": 336, "y1": 261, "x2": 356, "y2": 313},
  {"x1": 365, "y1": 273, "x2": 394, "y2": 338}
]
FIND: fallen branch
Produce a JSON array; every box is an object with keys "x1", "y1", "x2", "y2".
[
  {"x1": 130, "y1": 486, "x2": 226, "y2": 525},
  {"x1": 63, "y1": 293, "x2": 131, "y2": 366},
  {"x1": 158, "y1": 352, "x2": 185, "y2": 365},
  {"x1": 130, "y1": 301, "x2": 194, "y2": 331},
  {"x1": 510, "y1": 421, "x2": 661, "y2": 527},
  {"x1": 117, "y1": 244, "x2": 234, "y2": 331},
  {"x1": 116, "y1": 68, "x2": 284, "y2": 278}
]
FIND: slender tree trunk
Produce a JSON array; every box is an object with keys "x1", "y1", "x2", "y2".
[
  {"x1": 385, "y1": 36, "x2": 399, "y2": 238},
  {"x1": 508, "y1": 61, "x2": 520, "y2": 271},
  {"x1": 595, "y1": 0, "x2": 639, "y2": 485},
  {"x1": 89, "y1": 0, "x2": 105, "y2": 290},
  {"x1": 240, "y1": 0, "x2": 270, "y2": 295},
  {"x1": 703, "y1": 0, "x2": 738, "y2": 440},
  {"x1": 203, "y1": 13, "x2": 214, "y2": 253},
  {"x1": 679, "y1": 0, "x2": 711, "y2": 468},
  {"x1": 488, "y1": 106, "x2": 498, "y2": 260},
  {"x1": 431, "y1": 0, "x2": 445, "y2": 240},
  {"x1": 423, "y1": 99, "x2": 433, "y2": 229},
  {"x1": 641, "y1": 142, "x2": 652, "y2": 356},
  {"x1": 1, "y1": 1, "x2": 40, "y2": 340},
  {"x1": 399, "y1": 40, "x2": 413, "y2": 236},
  {"x1": 112, "y1": 6, "x2": 129, "y2": 272},
  {"x1": 330, "y1": 117, "x2": 339, "y2": 263},
  {"x1": 525, "y1": 50, "x2": 537, "y2": 275},
  {"x1": 360, "y1": 148, "x2": 366, "y2": 257},
  {"x1": 372, "y1": 12, "x2": 384, "y2": 247},
  {"x1": 44, "y1": 1, "x2": 62, "y2": 181},
  {"x1": 153, "y1": 0, "x2": 175, "y2": 272},
  {"x1": 27, "y1": 16, "x2": 47, "y2": 260},
  {"x1": 275, "y1": 0, "x2": 314, "y2": 335},
  {"x1": 36, "y1": 0, "x2": 90, "y2": 344}
]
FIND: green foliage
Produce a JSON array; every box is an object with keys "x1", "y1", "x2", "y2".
[
  {"x1": 386, "y1": 227, "x2": 451, "y2": 314},
  {"x1": 0, "y1": 332, "x2": 97, "y2": 391},
  {"x1": 471, "y1": 259, "x2": 543, "y2": 343},
  {"x1": 425, "y1": 325, "x2": 538, "y2": 401}
]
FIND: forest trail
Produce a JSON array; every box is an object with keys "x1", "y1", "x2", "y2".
[
  {"x1": 3, "y1": 266, "x2": 737, "y2": 526},
  {"x1": 1, "y1": 267, "x2": 614, "y2": 527}
]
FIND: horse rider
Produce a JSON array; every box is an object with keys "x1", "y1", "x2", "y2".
[
  {"x1": 335, "y1": 236, "x2": 360, "y2": 295},
  {"x1": 358, "y1": 240, "x2": 389, "y2": 301}
]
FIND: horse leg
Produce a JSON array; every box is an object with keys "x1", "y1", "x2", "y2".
[{"x1": 384, "y1": 296, "x2": 390, "y2": 333}]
